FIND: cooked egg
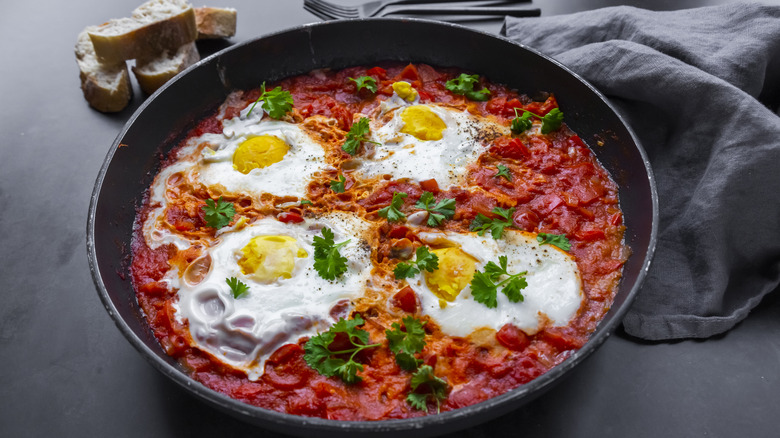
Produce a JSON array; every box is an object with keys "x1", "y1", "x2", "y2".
[
  {"x1": 405, "y1": 229, "x2": 583, "y2": 337},
  {"x1": 356, "y1": 103, "x2": 508, "y2": 189},
  {"x1": 175, "y1": 213, "x2": 375, "y2": 380}
]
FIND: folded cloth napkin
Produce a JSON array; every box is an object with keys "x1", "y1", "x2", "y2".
[{"x1": 503, "y1": 2, "x2": 780, "y2": 340}]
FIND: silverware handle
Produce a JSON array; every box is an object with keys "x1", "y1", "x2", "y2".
[{"x1": 386, "y1": 6, "x2": 541, "y2": 16}]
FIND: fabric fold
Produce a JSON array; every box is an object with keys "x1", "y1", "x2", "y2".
[{"x1": 503, "y1": 3, "x2": 780, "y2": 340}]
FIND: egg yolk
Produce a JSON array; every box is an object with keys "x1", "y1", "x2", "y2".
[
  {"x1": 400, "y1": 106, "x2": 446, "y2": 141},
  {"x1": 238, "y1": 235, "x2": 307, "y2": 283},
  {"x1": 424, "y1": 247, "x2": 477, "y2": 302},
  {"x1": 233, "y1": 135, "x2": 289, "y2": 174},
  {"x1": 392, "y1": 81, "x2": 418, "y2": 102}
]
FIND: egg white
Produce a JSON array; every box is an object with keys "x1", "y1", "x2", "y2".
[
  {"x1": 175, "y1": 212, "x2": 375, "y2": 380},
  {"x1": 406, "y1": 229, "x2": 583, "y2": 337},
  {"x1": 355, "y1": 102, "x2": 508, "y2": 189}
]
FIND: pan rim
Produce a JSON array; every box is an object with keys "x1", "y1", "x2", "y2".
[{"x1": 87, "y1": 16, "x2": 658, "y2": 435}]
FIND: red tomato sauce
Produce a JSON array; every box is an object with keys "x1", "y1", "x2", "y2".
[{"x1": 131, "y1": 63, "x2": 627, "y2": 420}]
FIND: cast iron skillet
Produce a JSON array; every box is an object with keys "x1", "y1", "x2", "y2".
[{"x1": 87, "y1": 18, "x2": 657, "y2": 438}]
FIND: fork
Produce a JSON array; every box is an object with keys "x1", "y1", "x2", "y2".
[{"x1": 304, "y1": 0, "x2": 534, "y2": 20}]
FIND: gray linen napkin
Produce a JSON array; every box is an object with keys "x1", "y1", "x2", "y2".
[{"x1": 503, "y1": 3, "x2": 780, "y2": 340}]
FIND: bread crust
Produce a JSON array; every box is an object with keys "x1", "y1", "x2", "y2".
[
  {"x1": 133, "y1": 42, "x2": 200, "y2": 94},
  {"x1": 75, "y1": 27, "x2": 132, "y2": 113},
  {"x1": 88, "y1": 1, "x2": 197, "y2": 63},
  {"x1": 195, "y1": 7, "x2": 237, "y2": 39}
]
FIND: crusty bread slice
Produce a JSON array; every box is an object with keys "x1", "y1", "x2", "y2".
[
  {"x1": 132, "y1": 42, "x2": 200, "y2": 94},
  {"x1": 88, "y1": 0, "x2": 197, "y2": 63},
  {"x1": 195, "y1": 6, "x2": 237, "y2": 39},
  {"x1": 75, "y1": 27, "x2": 132, "y2": 113}
]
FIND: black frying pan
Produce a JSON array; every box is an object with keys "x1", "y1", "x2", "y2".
[{"x1": 87, "y1": 18, "x2": 657, "y2": 438}]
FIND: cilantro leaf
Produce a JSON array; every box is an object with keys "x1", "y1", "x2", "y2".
[
  {"x1": 330, "y1": 174, "x2": 346, "y2": 193},
  {"x1": 541, "y1": 108, "x2": 564, "y2": 134},
  {"x1": 469, "y1": 207, "x2": 516, "y2": 239},
  {"x1": 495, "y1": 164, "x2": 512, "y2": 181},
  {"x1": 537, "y1": 232, "x2": 571, "y2": 251},
  {"x1": 445, "y1": 73, "x2": 491, "y2": 101},
  {"x1": 407, "y1": 365, "x2": 448, "y2": 412},
  {"x1": 349, "y1": 76, "x2": 378, "y2": 93},
  {"x1": 303, "y1": 316, "x2": 381, "y2": 384},
  {"x1": 470, "y1": 255, "x2": 527, "y2": 308},
  {"x1": 342, "y1": 117, "x2": 379, "y2": 155},
  {"x1": 378, "y1": 191, "x2": 407, "y2": 222},
  {"x1": 225, "y1": 277, "x2": 249, "y2": 299},
  {"x1": 510, "y1": 107, "x2": 564, "y2": 134},
  {"x1": 202, "y1": 196, "x2": 235, "y2": 229},
  {"x1": 386, "y1": 316, "x2": 427, "y2": 371},
  {"x1": 414, "y1": 192, "x2": 456, "y2": 227},
  {"x1": 394, "y1": 246, "x2": 439, "y2": 279},
  {"x1": 511, "y1": 109, "x2": 534, "y2": 134},
  {"x1": 312, "y1": 227, "x2": 350, "y2": 280},
  {"x1": 300, "y1": 199, "x2": 313, "y2": 205},
  {"x1": 247, "y1": 82, "x2": 294, "y2": 119}
]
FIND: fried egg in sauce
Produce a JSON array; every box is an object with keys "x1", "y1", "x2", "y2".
[
  {"x1": 404, "y1": 229, "x2": 583, "y2": 337},
  {"x1": 175, "y1": 213, "x2": 375, "y2": 380}
]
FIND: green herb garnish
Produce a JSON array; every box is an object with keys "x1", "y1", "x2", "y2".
[
  {"x1": 378, "y1": 191, "x2": 408, "y2": 222},
  {"x1": 202, "y1": 196, "x2": 235, "y2": 229},
  {"x1": 303, "y1": 316, "x2": 381, "y2": 384},
  {"x1": 414, "y1": 192, "x2": 456, "y2": 227},
  {"x1": 313, "y1": 227, "x2": 350, "y2": 280},
  {"x1": 349, "y1": 76, "x2": 378, "y2": 94},
  {"x1": 247, "y1": 82, "x2": 294, "y2": 119},
  {"x1": 537, "y1": 233, "x2": 571, "y2": 251},
  {"x1": 386, "y1": 316, "x2": 427, "y2": 371},
  {"x1": 470, "y1": 255, "x2": 528, "y2": 308},
  {"x1": 406, "y1": 365, "x2": 448, "y2": 412},
  {"x1": 445, "y1": 73, "x2": 491, "y2": 101},
  {"x1": 394, "y1": 246, "x2": 439, "y2": 280},
  {"x1": 469, "y1": 207, "x2": 516, "y2": 239},
  {"x1": 330, "y1": 174, "x2": 347, "y2": 193},
  {"x1": 225, "y1": 277, "x2": 249, "y2": 299},
  {"x1": 495, "y1": 164, "x2": 512, "y2": 181},
  {"x1": 510, "y1": 107, "x2": 564, "y2": 134},
  {"x1": 342, "y1": 117, "x2": 380, "y2": 155}
]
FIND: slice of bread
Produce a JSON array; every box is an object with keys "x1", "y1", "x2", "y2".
[
  {"x1": 195, "y1": 6, "x2": 237, "y2": 39},
  {"x1": 88, "y1": 0, "x2": 197, "y2": 63},
  {"x1": 75, "y1": 27, "x2": 132, "y2": 112},
  {"x1": 133, "y1": 42, "x2": 200, "y2": 94}
]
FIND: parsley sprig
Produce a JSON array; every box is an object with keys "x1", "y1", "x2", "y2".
[
  {"x1": 394, "y1": 246, "x2": 439, "y2": 279},
  {"x1": 469, "y1": 207, "x2": 516, "y2": 239},
  {"x1": 510, "y1": 107, "x2": 564, "y2": 134},
  {"x1": 378, "y1": 191, "x2": 407, "y2": 222},
  {"x1": 225, "y1": 277, "x2": 249, "y2": 299},
  {"x1": 386, "y1": 316, "x2": 427, "y2": 371},
  {"x1": 202, "y1": 196, "x2": 235, "y2": 229},
  {"x1": 414, "y1": 192, "x2": 456, "y2": 227},
  {"x1": 342, "y1": 117, "x2": 380, "y2": 155},
  {"x1": 313, "y1": 227, "x2": 350, "y2": 280},
  {"x1": 330, "y1": 174, "x2": 347, "y2": 193},
  {"x1": 303, "y1": 316, "x2": 381, "y2": 384},
  {"x1": 445, "y1": 73, "x2": 491, "y2": 101},
  {"x1": 349, "y1": 76, "x2": 378, "y2": 94},
  {"x1": 537, "y1": 233, "x2": 571, "y2": 251},
  {"x1": 247, "y1": 82, "x2": 294, "y2": 119},
  {"x1": 470, "y1": 256, "x2": 528, "y2": 308},
  {"x1": 406, "y1": 365, "x2": 448, "y2": 412},
  {"x1": 495, "y1": 164, "x2": 512, "y2": 181}
]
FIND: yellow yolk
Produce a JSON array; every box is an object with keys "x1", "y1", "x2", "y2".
[
  {"x1": 233, "y1": 135, "x2": 289, "y2": 174},
  {"x1": 400, "y1": 106, "x2": 446, "y2": 141},
  {"x1": 238, "y1": 235, "x2": 307, "y2": 283},
  {"x1": 424, "y1": 247, "x2": 477, "y2": 302},
  {"x1": 392, "y1": 81, "x2": 418, "y2": 102}
]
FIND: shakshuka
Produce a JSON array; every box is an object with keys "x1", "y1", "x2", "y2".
[{"x1": 130, "y1": 63, "x2": 628, "y2": 420}]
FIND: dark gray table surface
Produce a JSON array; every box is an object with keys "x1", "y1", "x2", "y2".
[{"x1": 2, "y1": 1, "x2": 779, "y2": 437}]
